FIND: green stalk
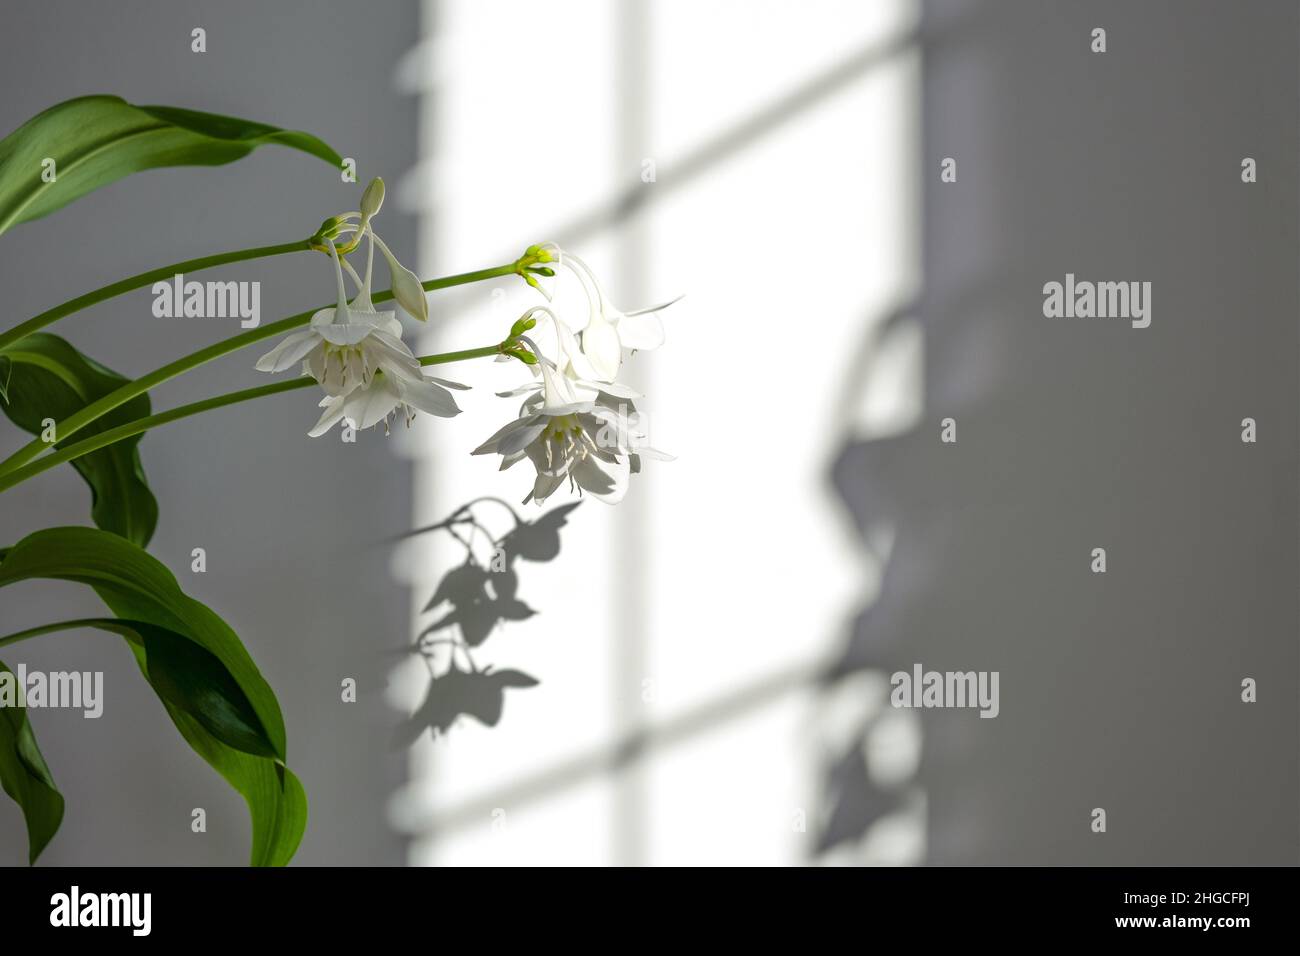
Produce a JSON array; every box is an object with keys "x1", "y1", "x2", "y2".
[
  {"x1": 0, "y1": 239, "x2": 311, "y2": 354},
  {"x1": 0, "y1": 618, "x2": 111, "y2": 649},
  {"x1": 0, "y1": 263, "x2": 519, "y2": 477},
  {"x1": 0, "y1": 344, "x2": 506, "y2": 496}
]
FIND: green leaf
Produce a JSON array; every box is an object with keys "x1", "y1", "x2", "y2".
[
  {"x1": 132, "y1": 619, "x2": 280, "y2": 760},
  {"x1": 157, "y1": 707, "x2": 307, "y2": 868},
  {"x1": 0, "y1": 658, "x2": 65, "y2": 864},
  {"x1": 0, "y1": 95, "x2": 342, "y2": 237},
  {"x1": 0, "y1": 333, "x2": 157, "y2": 547},
  {"x1": 19, "y1": 617, "x2": 279, "y2": 759},
  {"x1": 0, "y1": 526, "x2": 306, "y2": 866}
]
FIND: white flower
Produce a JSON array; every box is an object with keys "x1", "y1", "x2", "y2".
[
  {"x1": 473, "y1": 346, "x2": 669, "y2": 505},
  {"x1": 314, "y1": 178, "x2": 430, "y2": 323},
  {"x1": 498, "y1": 306, "x2": 614, "y2": 387},
  {"x1": 255, "y1": 233, "x2": 464, "y2": 436},
  {"x1": 536, "y1": 243, "x2": 680, "y2": 382}
]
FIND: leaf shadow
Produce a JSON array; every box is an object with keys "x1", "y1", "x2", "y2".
[{"x1": 393, "y1": 498, "x2": 581, "y2": 746}]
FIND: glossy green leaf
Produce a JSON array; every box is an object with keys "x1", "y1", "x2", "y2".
[
  {"x1": 0, "y1": 95, "x2": 342, "y2": 236},
  {"x1": 0, "y1": 333, "x2": 157, "y2": 546},
  {"x1": 154, "y1": 703, "x2": 307, "y2": 868},
  {"x1": 0, "y1": 658, "x2": 65, "y2": 864},
  {"x1": 132, "y1": 619, "x2": 279, "y2": 759},
  {"x1": 0, "y1": 526, "x2": 305, "y2": 865},
  {"x1": 16, "y1": 617, "x2": 279, "y2": 760}
]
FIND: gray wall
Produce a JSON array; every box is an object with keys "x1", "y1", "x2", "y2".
[
  {"x1": 0, "y1": 0, "x2": 417, "y2": 865},
  {"x1": 827, "y1": 0, "x2": 1298, "y2": 864}
]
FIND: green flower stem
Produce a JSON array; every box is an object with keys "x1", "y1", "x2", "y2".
[
  {"x1": 0, "y1": 263, "x2": 519, "y2": 478},
  {"x1": 0, "y1": 618, "x2": 109, "y2": 649},
  {"x1": 0, "y1": 239, "x2": 312, "y2": 355},
  {"x1": 0, "y1": 343, "x2": 506, "y2": 496}
]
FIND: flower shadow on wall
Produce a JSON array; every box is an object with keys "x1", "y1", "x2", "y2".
[
  {"x1": 391, "y1": 499, "x2": 581, "y2": 747},
  {"x1": 815, "y1": 303, "x2": 922, "y2": 861}
]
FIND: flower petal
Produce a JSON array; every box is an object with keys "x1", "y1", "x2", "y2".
[
  {"x1": 306, "y1": 348, "x2": 326, "y2": 382},
  {"x1": 316, "y1": 323, "x2": 375, "y2": 347},
  {"x1": 309, "y1": 306, "x2": 341, "y2": 327},
  {"x1": 594, "y1": 380, "x2": 641, "y2": 400},
  {"x1": 530, "y1": 469, "x2": 566, "y2": 504},
  {"x1": 538, "y1": 361, "x2": 594, "y2": 415},
  {"x1": 622, "y1": 294, "x2": 683, "y2": 318},
  {"x1": 426, "y1": 375, "x2": 471, "y2": 391},
  {"x1": 472, "y1": 414, "x2": 543, "y2": 456},
  {"x1": 497, "y1": 417, "x2": 549, "y2": 456},
  {"x1": 499, "y1": 449, "x2": 527, "y2": 471},
  {"x1": 633, "y1": 444, "x2": 675, "y2": 461},
  {"x1": 343, "y1": 378, "x2": 403, "y2": 430},
  {"x1": 348, "y1": 308, "x2": 402, "y2": 335},
  {"x1": 255, "y1": 330, "x2": 321, "y2": 372},
  {"x1": 366, "y1": 329, "x2": 421, "y2": 366},
  {"x1": 614, "y1": 309, "x2": 666, "y2": 351},
  {"x1": 573, "y1": 454, "x2": 628, "y2": 504},
  {"x1": 581, "y1": 317, "x2": 623, "y2": 381},
  {"x1": 308, "y1": 397, "x2": 349, "y2": 437},
  {"x1": 398, "y1": 378, "x2": 461, "y2": 418}
]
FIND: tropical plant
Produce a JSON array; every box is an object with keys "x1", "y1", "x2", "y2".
[{"x1": 0, "y1": 95, "x2": 673, "y2": 865}]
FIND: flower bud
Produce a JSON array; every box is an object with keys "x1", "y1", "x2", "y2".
[
  {"x1": 374, "y1": 239, "x2": 428, "y2": 322},
  {"x1": 524, "y1": 243, "x2": 553, "y2": 264},
  {"x1": 391, "y1": 265, "x2": 428, "y2": 322},
  {"x1": 509, "y1": 314, "x2": 538, "y2": 337},
  {"x1": 360, "y1": 177, "x2": 386, "y2": 220}
]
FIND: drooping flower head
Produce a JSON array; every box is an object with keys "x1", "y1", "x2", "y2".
[
  {"x1": 256, "y1": 220, "x2": 464, "y2": 436},
  {"x1": 532, "y1": 242, "x2": 681, "y2": 382},
  {"x1": 473, "y1": 334, "x2": 670, "y2": 505}
]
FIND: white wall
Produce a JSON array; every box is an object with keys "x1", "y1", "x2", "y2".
[{"x1": 387, "y1": 0, "x2": 922, "y2": 865}]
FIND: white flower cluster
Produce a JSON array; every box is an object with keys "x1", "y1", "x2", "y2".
[
  {"x1": 473, "y1": 244, "x2": 676, "y2": 505},
  {"x1": 255, "y1": 183, "x2": 677, "y2": 505}
]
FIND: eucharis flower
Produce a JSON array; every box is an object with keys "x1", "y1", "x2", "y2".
[
  {"x1": 255, "y1": 233, "x2": 464, "y2": 436},
  {"x1": 472, "y1": 339, "x2": 669, "y2": 505},
  {"x1": 533, "y1": 242, "x2": 680, "y2": 382},
  {"x1": 495, "y1": 306, "x2": 638, "y2": 396}
]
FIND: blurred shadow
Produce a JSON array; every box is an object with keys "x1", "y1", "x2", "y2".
[
  {"x1": 812, "y1": 267, "x2": 1041, "y2": 860},
  {"x1": 392, "y1": 499, "x2": 581, "y2": 746},
  {"x1": 817, "y1": 743, "x2": 909, "y2": 855},
  {"x1": 813, "y1": 301, "x2": 927, "y2": 862}
]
